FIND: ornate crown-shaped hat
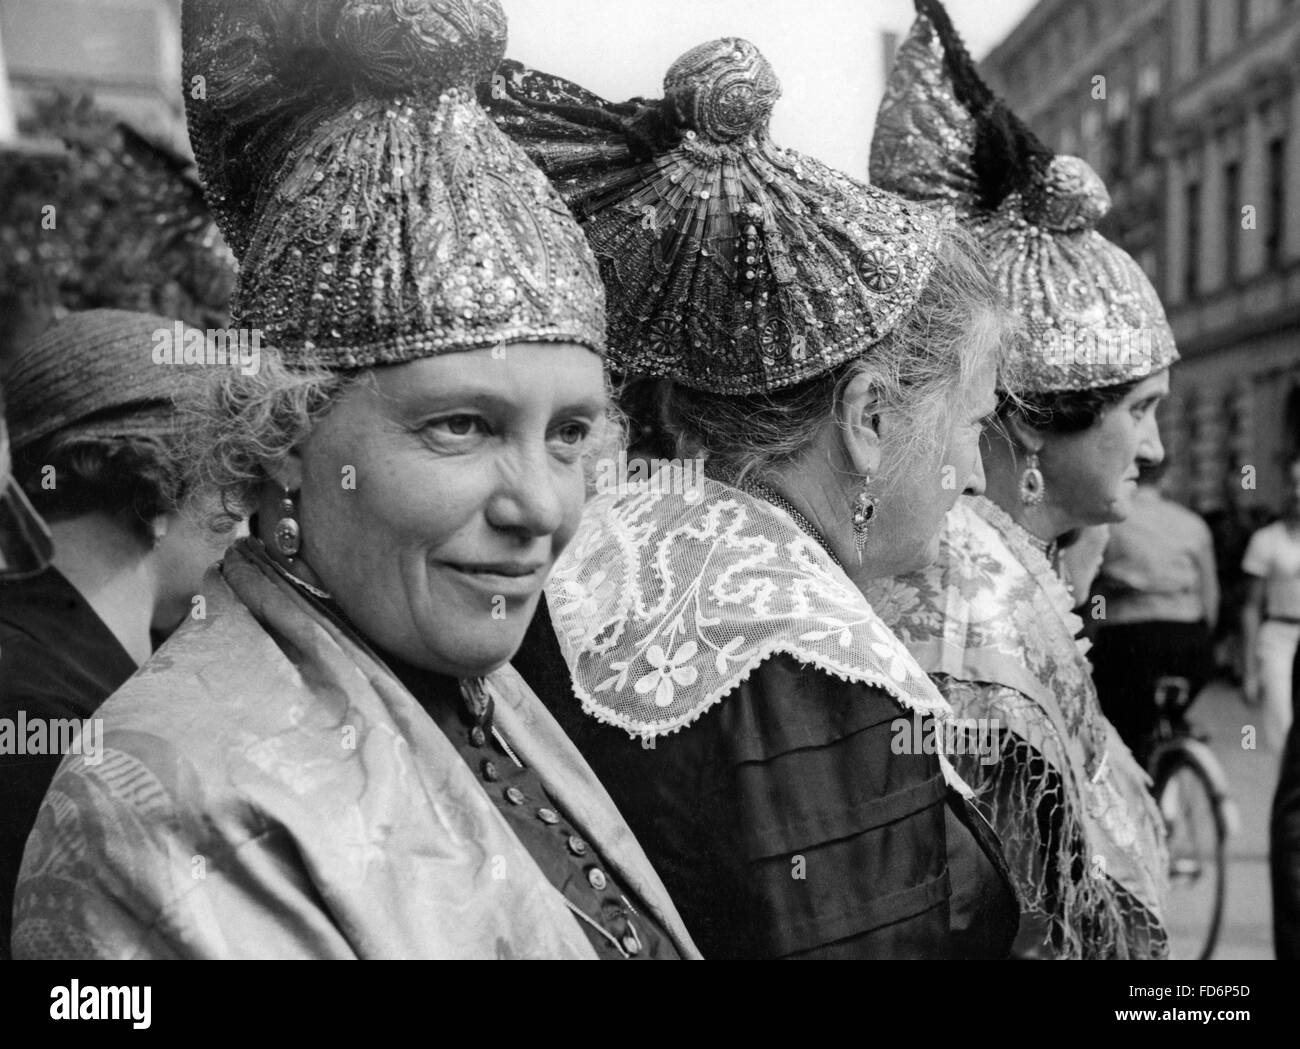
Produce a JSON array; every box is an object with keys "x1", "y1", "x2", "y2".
[
  {"x1": 485, "y1": 39, "x2": 947, "y2": 395},
  {"x1": 183, "y1": 0, "x2": 605, "y2": 369},
  {"x1": 871, "y1": 0, "x2": 1177, "y2": 393}
]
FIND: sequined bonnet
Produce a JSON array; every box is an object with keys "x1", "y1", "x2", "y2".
[
  {"x1": 183, "y1": 0, "x2": 606, "y2": 369},
  {"x1": 870, "y1": 3, "x2": 1178, "y2": 393},
  {"x1": 487, "y1": 38, "x2": 948, "y2": 395}
]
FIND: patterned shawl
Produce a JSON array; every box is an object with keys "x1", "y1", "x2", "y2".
[
  {"x1": 12, "y1": 539, "x2": 699, "y2": 959},
  {"x1": 869, "y1": 495, "x2": 1169, "y2": 959}
]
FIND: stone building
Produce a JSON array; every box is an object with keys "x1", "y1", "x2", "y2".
[{"x1": 982, "y1": 0, "x2": 1300, "y2": 516}]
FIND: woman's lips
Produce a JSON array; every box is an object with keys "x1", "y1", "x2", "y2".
[{"x1": 441, "y1": 561, "x2": 548, "y2": 599}]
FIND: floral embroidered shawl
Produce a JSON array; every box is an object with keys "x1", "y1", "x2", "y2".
[
  {"x1": 546, "y1": 478, "x2": 967, "y2": 789},
  {"x1": 11, "y1": 540, "x2": 700, "y2": 959},
  {"x1": 869, "y1": 496, "x2": 1170, "y2": 959}
]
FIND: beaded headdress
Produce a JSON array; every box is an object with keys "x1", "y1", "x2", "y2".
[
  {"x1": 182, "y1": 0, "x2": 605, "y2": 369},
  {"x1": 871, "y1": 0, "x2": 1178, "y2": 393},
  {"x1": 485, "y1": 39, "x2": 948, "y2": 395}
]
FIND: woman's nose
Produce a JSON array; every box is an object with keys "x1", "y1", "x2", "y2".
[{"x1": 486, "y1": 446, "x2": 567, "y2": 537}]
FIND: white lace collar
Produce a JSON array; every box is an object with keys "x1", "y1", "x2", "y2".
[{"x1": 547, "y1": 478, "x2": 956, "y2": 747}]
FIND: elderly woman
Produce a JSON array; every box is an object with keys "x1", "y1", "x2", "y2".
[
  {"x1": 12, "y1": 0, "x2": 697, "y2": 960},
  {"x1": 867, "y1": 0, "x2": 1175, "y2": 959},
  {"x1": 0, "y1": 310, "x2": 231, "y2": 955},
  {"x1": 488, "y1": 40, "x2": 1020, "y2": 959}
]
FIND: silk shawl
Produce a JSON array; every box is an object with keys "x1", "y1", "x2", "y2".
[
  {"x1": 869, "y1": 496, "x2": 1169, "y2": 959},
  {"x1": 11, "y1": 540, "x2": 699, "y2": 959}
]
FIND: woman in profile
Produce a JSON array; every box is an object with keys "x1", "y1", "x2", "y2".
[{"x1": 867, "y1": 0, "x2": 1176, "y2": 958}]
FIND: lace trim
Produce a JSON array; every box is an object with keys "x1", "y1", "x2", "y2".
[{"x1": 547, "y1": 479, "x2": 969, "y2": 792}]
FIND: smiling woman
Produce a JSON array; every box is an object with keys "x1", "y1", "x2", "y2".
[{"x1": 11, "y1": 0, "x2": 696, "y2": 961}]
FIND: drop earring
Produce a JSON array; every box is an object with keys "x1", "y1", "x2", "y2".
[
  {"x1": 273, "y1": 487, "x2": 301, "y2": 560},
  {"x1": 1019, "y1": 452, "x2": 1045, "y2": 507},
  {"x1": 852, "y1": 483, "x2": 878, "y2": 560}
]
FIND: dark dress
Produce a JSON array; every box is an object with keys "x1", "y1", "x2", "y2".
[
  {"x1": 515, "y1": 600, "x2": 1019, "y2": 959},
  {"x1": 0, "y1": 567, "x2": 138, "y2": 956},
  {"x1": 380, "y1": 653, "x2": 678, "y2": 960}
]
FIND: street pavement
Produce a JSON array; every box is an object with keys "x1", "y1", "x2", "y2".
[{"x1": 1177, "y1": 680, "x2": 1276, "y2": 960}]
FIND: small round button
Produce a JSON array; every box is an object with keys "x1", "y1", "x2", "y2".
[
  {"x1": 567, "y1": 835, "x2": 588, "y2": 857},
  {"x1": 537, "y1": 807, "x2": 560, "y2": 825},
  {"x1": 469, "y1": 726, "x2": 487, "y2": 748},
  {"x1": 586, "y1": 867, "x2": 608, "y2": 891},
  {"x1": 621, "y1": 932, "x2": 642, "y2": 956},
  {"x1": 505, "y1": 786, "x2": 525, "y2": 806},
  {"x1": 481, "y1": 760, "x2": 499, "y2": 782}
]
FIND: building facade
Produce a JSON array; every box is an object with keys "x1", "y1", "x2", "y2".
[
  {"x1": 0, "y1": 0, "x2": 185, "y2": 150},
  {"x1": 982, "y1": 0, "x2": 1300, "y2": 517}
]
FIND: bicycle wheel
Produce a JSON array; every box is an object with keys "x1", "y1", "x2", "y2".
[{"x1": 1154, "y1": 748, "x2": 1227, "y2": 960}]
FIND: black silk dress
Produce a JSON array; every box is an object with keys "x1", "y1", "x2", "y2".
[{"x1": 515, "y1": 600, "x2": 1019, "y2": 960}]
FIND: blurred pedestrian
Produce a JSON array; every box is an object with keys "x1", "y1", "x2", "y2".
[
  {"x1": 1090, "y1": 460, "x2": 1219, "y2": 757},
  {"x1": 0, "y1": 309, "x2": 232, "y2": 955},
  {"x1": 1241, "y1": 452, "x2": 1300, "y2": 749}
]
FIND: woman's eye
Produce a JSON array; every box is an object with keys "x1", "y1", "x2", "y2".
[
  {"x1": 430, "y1": 415, "x2": 484, "y2": 437},
  {"x1": 552, "y1": 421, "x2": 591, "y2": 447}
]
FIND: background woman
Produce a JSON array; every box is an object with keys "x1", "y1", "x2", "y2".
[
  {"x1": 0, "y1": 309, "x2": 228, "y2": 956},
  {"x1": 868, "y1": 0, "x2": 1177, "y2": 959},
  {"x1": 492, "y1": 38, "x2": 1020, "y2": 959},
  {"x1": 13, "y1": 0, "x2": 696, "y2": 960}
]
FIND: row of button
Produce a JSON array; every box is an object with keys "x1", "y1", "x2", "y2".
[{"x1": 469, "y1": 722, "x2": 622, "y2": 923}]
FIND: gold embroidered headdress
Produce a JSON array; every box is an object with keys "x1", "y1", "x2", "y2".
[
  {"x1": 486, "y1": 39, "x2": 948, "y2": 394},
  {"x1": 871, "y1": 0, "x2": 1178, "y2": 393},
  {"x1": 183, "y1": 0, "x2": 605, "y2": 368}
]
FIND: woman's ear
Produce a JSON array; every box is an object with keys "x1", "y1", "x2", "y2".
[
  {"x1": 840, "y1": 370, "x2": 885, "y2": 479},
  {"x1": 1002, "y1": 409, "x2": 1046, "y2": 457}
]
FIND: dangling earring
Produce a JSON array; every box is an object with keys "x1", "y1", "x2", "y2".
[
  {"x1": 273, "y1": 487, "x2": 302, "y2": 560},
  {"x1": 852, "y1": 482, "x2": 878, "y2": 561},
  {"x1": 1020, "y1": 452, "x2": 1045, "y2": 507}
]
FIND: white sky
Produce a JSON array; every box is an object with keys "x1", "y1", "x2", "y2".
[{"x1": 502, "y1": 0, "x2": 1040, "y2": 178}]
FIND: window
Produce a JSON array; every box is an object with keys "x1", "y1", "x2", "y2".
[
  {"x1": 1223, "y1": 161, "x2": 1240, "y2": 284},
  {"x1": 1267, "y1": 136, "x2": 1287, "y2": 267},
  {"x1": 1108, "y1": 88, "x2": 1131, "y2": 181},
  {"x1": 1196, "y1": 0, "x2": 1211, "y2": 67},
  {"x1": 1185, "y1": 182, "x2": 1201, "y2": 299},
  {"x1": 1136, "y1": 97, "x2": 1157, "y2": 164}
]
